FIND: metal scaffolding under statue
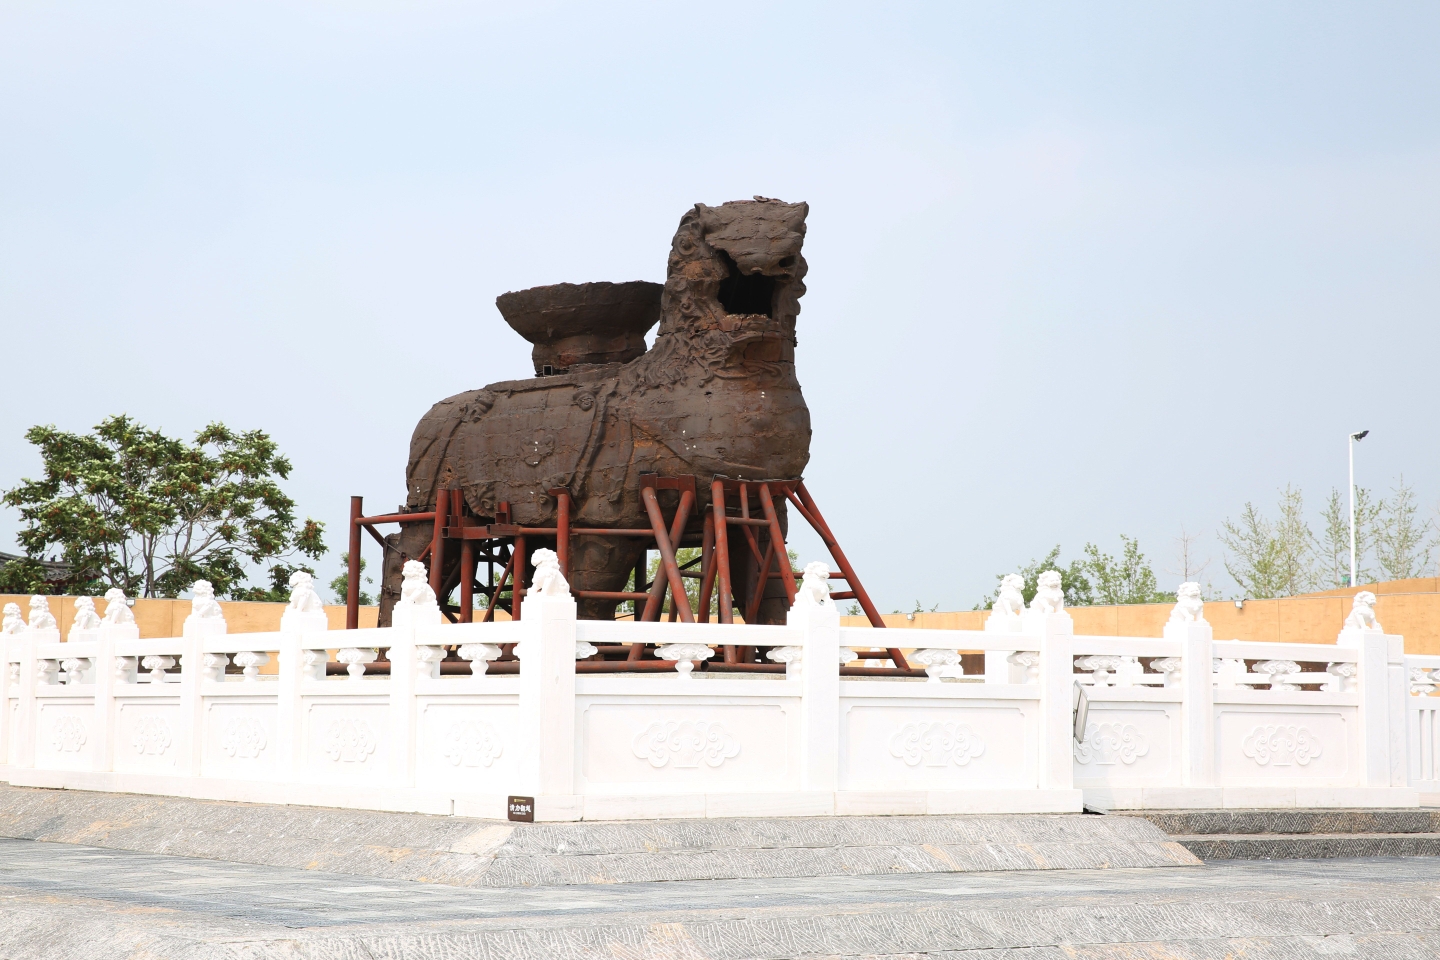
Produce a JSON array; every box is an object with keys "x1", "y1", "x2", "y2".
[{"x1": 344, "y1": 476, "x2": 918, "y2": 676}]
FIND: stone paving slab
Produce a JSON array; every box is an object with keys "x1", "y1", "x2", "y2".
[
  {"x1": 1125, "y1": 807, "x2": 1440, "y2": 836},
  {"x1": 0, "y1": 839, "x2": 1438, "y2": 959},
  {"x1": 0, "y1": 785, "x2": 1197, "y2": 885},
  {"x1": 1176, "y1": 832, "x2": 1440, "y2": 860}
]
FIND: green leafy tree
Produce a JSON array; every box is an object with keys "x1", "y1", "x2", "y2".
[
  {"x1": 1, "y1": 416, "x2": 326, "y2": 599},
  {"x1": 977, "y1": 546, "x2": 1093, "y2": 609},
  {"x1": 0, "y1": 556, "x2": 54, "y2": 595},
  {"x1": 1375, "y1": 476, "x2": 1435, "y2": 581},
  {"x1": 1319, "y1": 486, "x2": 1382, "y2": 587},
  {"x1": 1219, "y1": 485, "x2": 1314, "y2": 598},
  {"x1": 1083, "y1": 536, "x2": 1172, "y2": 605},
  {"x1": 329, "y1": 552, "x2": 374, "y2": 606}
]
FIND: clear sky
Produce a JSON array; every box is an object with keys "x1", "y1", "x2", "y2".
[{"x1": 2, "y1": 2, "x2": 1437, "y2": 609}]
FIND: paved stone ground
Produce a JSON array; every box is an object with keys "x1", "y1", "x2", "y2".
[
  {"x1": 1, "y1": 838, "x2": 1438, "y2": 959},
  {"x1": 0, "y1": 785, "x2": 1197, "y2": 885},
  {"x1": 1129, "y1": 808, "x2": 1440, "y2": 860}
]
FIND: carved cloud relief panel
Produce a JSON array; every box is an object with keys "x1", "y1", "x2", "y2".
[{"x1": 632, "y1": 720, "x2": 740, "y2": 769}]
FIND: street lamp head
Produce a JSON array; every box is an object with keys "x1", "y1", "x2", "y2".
[{"x1": 1350, "y1": 430, "x2": 1369, "y2": 442}]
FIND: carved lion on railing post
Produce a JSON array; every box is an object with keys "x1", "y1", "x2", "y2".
[
  {"x1": 1344, "y1": 591, "x2": 1382, "y2": 632},
  {"x1": 1028, "y1": 571, "x2": 1064, "y2": 615},
  {"x1": 1168, "y1": 582, "x2": 1205, "y2": 623}
]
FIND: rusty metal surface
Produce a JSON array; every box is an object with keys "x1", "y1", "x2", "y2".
[{"x1": 385, "y1": 199, "x2": 812, "y2": 623}]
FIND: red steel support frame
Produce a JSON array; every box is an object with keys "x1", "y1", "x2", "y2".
[{"x1": 343, "y1": 475, "x2": 902, "y2": 671}]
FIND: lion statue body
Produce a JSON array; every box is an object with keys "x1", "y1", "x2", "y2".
[
  {"x1": 994, "y1": 574, "x2": 1026, "y2": 618},
  {"x1": 189, "y1": 581, "x2": 224, "y2": 620},
  {"x1": 798, "y1": 561, "x2": 833, "y2": 608},
  {"x1": 1169, "y1": 582, "x2": 1206, "y2": 623},
  {"x1": 1344, "y1": 591, "x2": 1382, "y2": 632},
  {"x1": 1028, "y1": 571, "x2": 1065, "y2": 615},
  {"x1": 69, "y1": 596, "x2": 102, "y2": 636},
  {"x1": 529, "y1": 548, "x2": 571, "y2": 599},
  {"x1": 27, "y1": 596, "x2": 57, "y2": 632},
  {"x1": 286, "y1": 571, "x2": 325, "y2": 615},
  {"x1": 102, "y1": 589, "x2": 135, "y2": 625}
]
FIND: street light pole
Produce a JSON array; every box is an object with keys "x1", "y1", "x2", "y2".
[{"x1": 1348, "y1": 429, "x2": 1369, "y2": 588}]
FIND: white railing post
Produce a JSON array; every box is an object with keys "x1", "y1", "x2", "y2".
[
  {"x1": 15, "y1": 618, "x2": 56, "y2": 770},
  {"x1": 1352, "y1": 631, "x2": 1406, "y2": 787},
  {"x1": 179, "y1": 584, "x2": 228, "y2": 775},
  {"x1": 387, "y1": 624, "x2": 418, "y2": 788},
  {"x1": 178, "y1": 630, "x2": 205, "y2": 776},
  {"x1": 1384, "y1": 634, "x2": 1409, "y2": 787},
  {"x1": 787, "y1": 592, "x2": 840, "y2": 793},
  {"x1": 515, "y1": 586, "x2": 579, "y2": 819},
  {"x1": 92, "y1": 624, "x2": 122, "y2": 773},
  {"x1": 1027, "y1": 610, "x2": 1074, "y2": 792},
  {"x1": 0, "y1": 634, "x2": 12, "y2": 768},
  {"x1": 388, "y1": 573, "x2": 440, "y2": 790},
  {"x1": 277, "y1": 589, "x2": 331, "y2": 775},
  {"x1": 1166, "y1": 618, "x2": 1215, "y2": 787}
]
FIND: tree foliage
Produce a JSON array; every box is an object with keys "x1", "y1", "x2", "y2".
[
  {"x1": 1083, "y1": 536, "x2": 1173, "y2": 605},
  {"x1": 978, "y1": 538, "x2": 1173, "y2": 610},
  {"x1": 329, "y1": 552, "x2": 374, "y2": 606},
  {"x1": 1, "y1": 416, "x2": 326, "y2": 599},
  {"x1": 1318, "y1": 486, "x2": 1381, "y2": 588},
  {"x1": 1375, "y1": 476, "x2": 1435, "y2": 581},
  {"x1": 977, "y1": 546, "x2": 1093, "y2": 610},
  {"x1": 1218, "y1": 485, "x2": 1315, "y2": 598}
]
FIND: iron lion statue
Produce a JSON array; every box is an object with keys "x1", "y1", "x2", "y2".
[{"x1": 382, "y1": 198, "x2": 813, "y2": 624}]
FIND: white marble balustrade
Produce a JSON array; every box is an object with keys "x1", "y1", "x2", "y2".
[{"x1": 0, "y1": 572, "x2": 1432, "y2": 820}]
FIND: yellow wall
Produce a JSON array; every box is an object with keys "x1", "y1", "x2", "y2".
[
  {"x1": 0, "y1": 595, "x2": 378, "y2": 638},
  {"x1": 841, "y1": 578, "x2": 1440, "y2": 655},
  {"x1": 6, "y1": 577, "x2": 1438, "y2": 654}
]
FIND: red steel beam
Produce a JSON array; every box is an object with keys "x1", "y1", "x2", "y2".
[
  {"x1": 459, "y1": 539, "x2": 475, "y2": 623},
  {"x1": 346, "y1": 496, "x2": 362, "y2": 629},
  {"x1": 758, "y1": 483, "x2": 797, "y2": 606},
  {"x1": 792, "y1": 481, "x2": 907, "y2": 668},
  {"x1": 639, "y1": 486, "x2": 695, "y2": 623},
  {"x1": 553, "y1": 489, "x2": 572, "y2": 576},
  {"x1": 710, "y1": 479, "x2": 735, "y2": 625},
  {"x1": 483, "y1": 552, "x2": 514, "y2": 623},
  {"x1": 428, "y1": 489, "x2": 449, "y2": 599},
  {"x1": 356, "y1": 511, "x2": 436, "y2": 525}
]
